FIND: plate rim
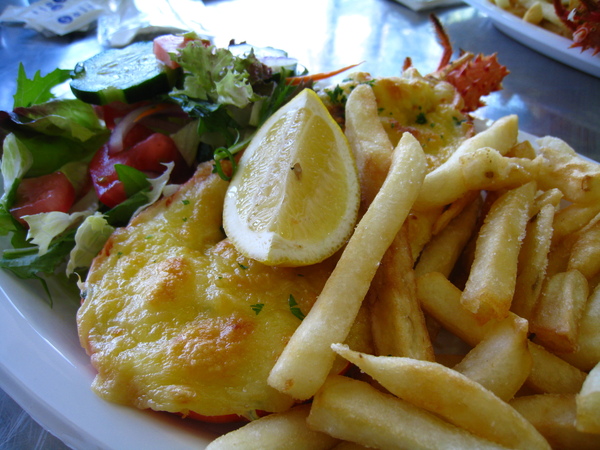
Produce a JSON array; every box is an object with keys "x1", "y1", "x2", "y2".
[{"x1": 0, "y1": 270, "x2": 221, "y2": 449}]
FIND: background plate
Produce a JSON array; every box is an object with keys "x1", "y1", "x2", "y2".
[{"x1": 466, "y1": 0, "x2": 600, "y2": 78}]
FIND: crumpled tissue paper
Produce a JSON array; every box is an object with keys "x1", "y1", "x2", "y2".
[{"x1": 0, "y1": 0, "x2": 211, "y2": 47}]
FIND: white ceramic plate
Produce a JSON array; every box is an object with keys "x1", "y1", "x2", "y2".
[
  {"x1": 0, "y1": 125, "x2": 593, "y2": 449},
  {"x1": 466, "y1": 0, "x2": 600, "y2": 78},
  {"x1": 0, "y1": 268, "x2": 232, "y2": 449}
]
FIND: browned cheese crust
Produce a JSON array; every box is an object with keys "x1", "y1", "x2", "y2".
[{"x1": 77, "y1": 162, "x2": 356, "y2": 418}]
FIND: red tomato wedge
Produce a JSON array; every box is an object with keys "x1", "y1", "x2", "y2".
[
  {"x1": 10, "y1": 172, "x2": 76, "y2": 225},
  {"x1": 153, "y1": 34, "x2": 211, "y2": 69},
  {"x1": 153, "y1": 35, "x2": 189, "y2": 69},
  {"x1": 89, "y1": 129, "x2": 190, "y2": 208}
]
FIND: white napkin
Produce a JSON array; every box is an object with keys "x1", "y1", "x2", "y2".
[
  {"x1": 0, "y1": 0, "x2": 212, "y2": 47},
  {"x1": 97, "y1": 0, "x2": 212, "y2": 47},
  {"x1": 0, "y1": 0, "x2": 106, "y2": 36}
]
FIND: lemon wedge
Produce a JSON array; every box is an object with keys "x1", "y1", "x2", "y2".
[{"x1": 223, "y1": 88, "x2": 360, "y2": 267}]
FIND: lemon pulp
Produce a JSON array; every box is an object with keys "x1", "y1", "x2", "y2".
[{"x1": 223, "y1": 88, "x2": 360, "y2": 266}]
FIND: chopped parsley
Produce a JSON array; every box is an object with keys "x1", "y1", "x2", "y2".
[
  {"x1": 416, "y1": 112, "x2": 427, "y2": 124},
  {"x1": 326, "y1": 85, "x2": 347, "y2": 107},
  {"x1": 251, "y1": 303, "x2": 264, "y2": 315},
  {"x1": 288, "y1": 294, "x2": 305, "y2": 320}
]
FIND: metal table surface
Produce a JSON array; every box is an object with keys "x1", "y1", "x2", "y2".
[{"x1": 0, "y1": 0, "x2": 598, "y2": 448}]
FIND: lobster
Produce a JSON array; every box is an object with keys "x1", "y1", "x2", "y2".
[
  {"x1": 426, "y1": 14, "x2": 510, "y2": 113},
  {"x1": 553, "y1": 0, "x2": 600, "y2": 55}
]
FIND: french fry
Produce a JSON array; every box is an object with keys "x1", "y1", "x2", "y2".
[
  {"x1": 417, "y1": 272, "x2": 509, "y2": 345},
  {"x1": 523, "y1": 2, "x2": 544, "y2": 24},
  {"x1": 414, "y1": 114, "x2": 519, "y2": 210},
  {"x1": 461, "y1": 181, "x2": 537, "y2": 322},
  {"x1": 530, "y1": 270, "x2": 589, "y2": 354},
  {"x1": 568, "y1": 215, "x2": 600, "y2": 281},
  {"x1": 453, "y1": 315, "x2": 532, "y2": 402},
  {"x1": 526, "y1": 341, "x2": 587, "y2": 395},
  {"x1": 507, "y1": 138, "x2": 537, "y2": 159},
  {"x1": 545, "y1": 233, "x2": 573, "y2": 279},
  {"x1": 557, "y1": 283, "x2": 600, "y2": 372},
  {"x1": 533, "y1": 187, "x2": 563, "y2": 211},
  {"x1": 344, "y1": 83, "x2": 394, "y2": 211},
  {"x1": 576, "y1": 362, "x2": 600, "y2": 434},
  {"x1": 205, "y1": 404, "x2": 340, "y2": 450},
  {"x1": 510, "y1": 394, "x2": 600, "y2": 449},
  {"x1": 307, "y1": 375, "x2": 508, "y2": 450},
  {"x1": 405, "y1": 207, "x2": 444, "y2": 262},
  {"x1": 268, "y1": 132, "x2": 427, "y2": 400},
  {"x1": 553, "y1": 203, "x2": 600, "y2": 242},
  {"x1": 369, "y1": 223, "x2": 435, "y2": 360},
  {"x1": 415, "y1": 193, "x2": 481, "y2": 278},
  {"x1": 332, "y1": 344, "x2": 550, "y2": 449},
  {"x1": 537, "y1": 136, "x2": 600, "y2": 205},
  {"x1": 416, "y1": 272, "x2": 587, "y2": 394},
  {"x1": 431, "y1": 190, "x2": 480, "y2": 236},
  {"x1": 512, "y1": 0, "x2": 572, "y2": 31},
  {"x1": 511, "y1": 203, "x2": 555, "y2": 319},
  {"x1": 460, "y1": 148, "x2": 542, "y2": 192}
]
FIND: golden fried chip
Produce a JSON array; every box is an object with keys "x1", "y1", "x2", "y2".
[
  {"x1": 453, "y1": 315, "x2": 531, "y2": 401},
  {"x1": 370, "y1": 223, "x2": 434, "y2": 360},
  {"x1": 416, "y1": 272, "x2": 587, "y2": 394},
  {"x1": 206, "y1": 404, "x2": 339, "y2": 450},
  {"x1": 537, "y1": 136, "x2": 600, "y2": 205},
  {"x1": 268, "y1": 132, "x2": 426, "y2": 400},
  {"x1": 576, "y1": 362, "x2": 600, "y2": 434},
  {"x1": 530, "y1": 270, "x2": 589, "y2": 354},
  {"x1": 511, "y1": 394, "x2": 600, "y2": 449},
  {"x1": 461, "y1": 182, "x2": 537, "y2": 322},
  {"x1": 511, "y1": 203, "x2": 555, "y2": 319},
  {"x1": 332, "y1": 344, "x2": 550, "y2": 449},
  {"x1": 308, "y1": 375, "x2": 509, "y2": 450},
  {"x1": 344, "y1": 83, "x2": 393, "y2": 211}
]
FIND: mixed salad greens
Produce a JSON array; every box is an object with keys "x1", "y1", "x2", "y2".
[{"x1": 0, "y1": 33, "x2": 305, "y2": 299}]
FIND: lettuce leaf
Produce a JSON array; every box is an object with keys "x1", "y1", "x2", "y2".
[
  {"x1": 0, "y1": 133, "x2": 32, "y2": 210},
  {"x1": 173, "y1": 41, "x2": 261, "y2": 109},
  {"x1": 12, "y1": 63, "x2": 71, "y2": 109},
  {"x1": 0, "y1": 100, "x2": 109, "y2": 178},
  {"x1": 66, "y1": 212, "x2": 114, "y2": 276}
]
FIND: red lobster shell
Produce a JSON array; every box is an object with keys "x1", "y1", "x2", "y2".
[
  {"x1": 554, "y1": 0, "x2": 600, "y2": 55},
  {"x1": 426, "y1": 15, "x2": 510, "y2": 113}
]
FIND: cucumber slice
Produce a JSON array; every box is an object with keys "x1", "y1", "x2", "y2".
[{"x1": 70, "y1": 41, "x2": 180, "y2": 105}]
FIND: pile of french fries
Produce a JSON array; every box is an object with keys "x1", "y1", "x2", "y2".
[{"x1": 207, "y1": 82, "x2": 600, "y2": 449}]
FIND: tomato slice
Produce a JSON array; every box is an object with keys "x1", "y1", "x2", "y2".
[
  {"x1": 10, "y1": 172, "x2": 76, "y2": 225},
  {"x1": 89, "y1": 128, "x2": 191, "y2": 208},
  {"x1": 95, "y1": 101, "x2": 149, "y2": 130},
  {"x1": 152, "y1": 34, "x2": 209, "y2": 69},
  {"x1": 153, "y1": 35, "x2": 186, "y2": 69}
]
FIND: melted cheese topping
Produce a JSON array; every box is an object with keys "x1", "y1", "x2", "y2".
[
  {"x1": 320, "y1": 70, "x2": 473, "y2": 171},
  {"x1": 372, "y1": 71, "x2": 472, "y2": 169},
  {"x1": 78, "y1": 163, "x2": 346, "y2": 417}
]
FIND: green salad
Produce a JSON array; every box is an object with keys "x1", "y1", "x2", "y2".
[{"x1": 0, "y1": 33, "x2": 306, "y2": 298}]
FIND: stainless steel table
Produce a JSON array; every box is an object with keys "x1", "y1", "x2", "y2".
[{"x1": 0, "y1": 0, "x2": 598, "y2": 448}]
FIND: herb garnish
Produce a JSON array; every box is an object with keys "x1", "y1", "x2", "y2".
[{"x1": 288, "y1": 294, "x2": 305, "y2": 320}]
